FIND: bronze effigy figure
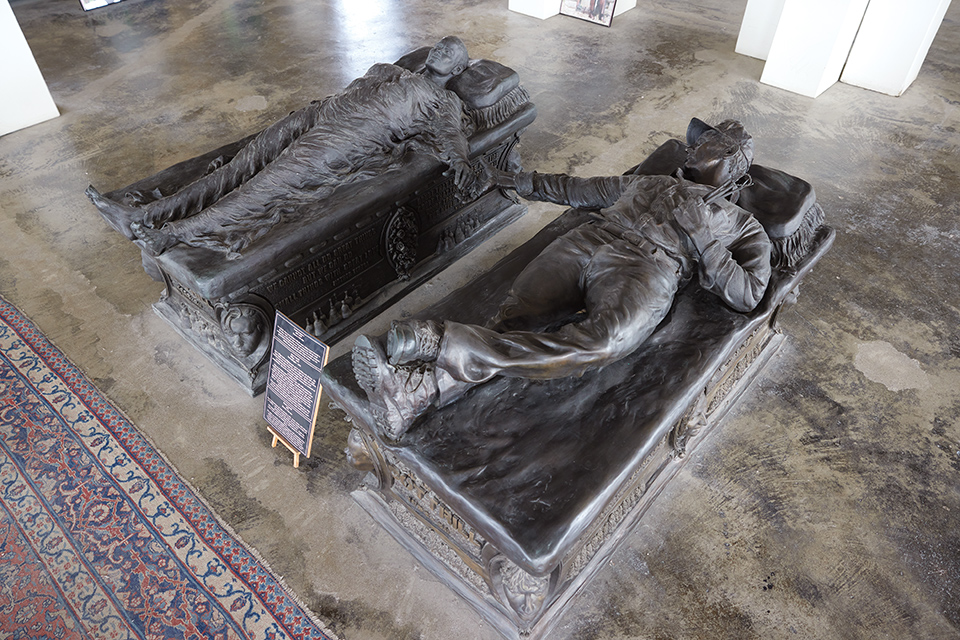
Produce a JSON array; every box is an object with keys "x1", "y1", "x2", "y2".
[
  {"x1": 354, "y1": 119, "x2": 783, "y2": 440},
  {"x1": 88, "y1": 36, "x2": 479, "y2": 259}
]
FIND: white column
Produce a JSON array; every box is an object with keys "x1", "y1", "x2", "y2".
[
  {"x1": 840, "y1": 0, "x2": 952, "y2": 96},
  {"x1": 759, "y1": 0, "x2": 870, "y2": 98},
  {"x1": 508, "y1": 0, "x2": 560, "y2": 20},
  {"x1": 735, "y1": 0, "x2": 788, "y2": 61},
  {"x1": 0, "y1": 0, "x2": 59, "y2": 137},
  {"x1": 613, "y1": 0, "x2": 637, "y2": 17}
]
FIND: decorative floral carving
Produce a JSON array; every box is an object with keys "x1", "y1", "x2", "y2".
[
  {"x1": 178, "y1": 303, "x2": 220, "y2": 348},
  {"x1": 385, "y1": 206, "x2": 419, "y2": 281}
]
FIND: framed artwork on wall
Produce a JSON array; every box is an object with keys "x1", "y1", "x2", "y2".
[
  {"x1": 560, "y1": 0, "x2": 618, "y2": 26},
  {"x1": 79, "y1": 0, "x2": 125, "y2": 9}
]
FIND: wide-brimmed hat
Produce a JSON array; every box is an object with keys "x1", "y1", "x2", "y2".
[{"x1": 686, "y1": 118, "x2": 754, "y2": 165}]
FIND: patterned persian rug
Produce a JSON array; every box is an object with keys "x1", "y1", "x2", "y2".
[{"x1": 0, "y1": 296, "x2": 337, "y2": 640}]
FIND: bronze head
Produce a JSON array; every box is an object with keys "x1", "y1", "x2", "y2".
[{"x1": 684, "y1": 118, "x2": 754, "y2": 187}]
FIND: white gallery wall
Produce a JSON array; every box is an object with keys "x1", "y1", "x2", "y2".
[
  {"x1": 736, "y1": 0, "x2": 953, "y2": 97},
  {"x1": 841, "y1": 0, "x2": 953, "y2": 96},
  {"x1": 1, "y1": 0, "x2": 59, "y2": 137}
]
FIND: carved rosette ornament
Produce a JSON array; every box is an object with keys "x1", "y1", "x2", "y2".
[
  {"x1": 385, "y1": 206, "x2": 420, "y2": 281},
  {"x1": 482, "y1": 545, "x2": 557, "y2": 625}
]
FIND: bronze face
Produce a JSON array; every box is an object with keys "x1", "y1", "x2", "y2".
[
  {"x1": 425, "y1": 36, "x2": 468, "y2": 77},
  {"x1": 684, "y1": 129, "x2": 750, "y2": 187}
]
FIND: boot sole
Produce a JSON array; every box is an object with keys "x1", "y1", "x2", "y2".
[{"x1": 352, "y1": 336, "x2": 406, "y2": 441}]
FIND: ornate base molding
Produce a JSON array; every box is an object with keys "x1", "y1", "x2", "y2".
[
  {"x1": 325, "y1": 206, "x2": 834, "y2": 639},
  {"x1": 345, "y1": 323, "x2": 785, "y2": 639},
  {"x1": 99, "y1": 100, "x2": 536, "y2": 396},
  {"x1": 153, "y1": 194, "x2": 526, "y2": 395}
]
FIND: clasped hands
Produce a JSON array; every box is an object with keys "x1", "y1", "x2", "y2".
[{"x1": 444, "y1": 158, "x2": 518, "y2": 201}]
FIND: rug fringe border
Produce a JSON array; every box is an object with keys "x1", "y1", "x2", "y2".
[{"x1": 0, "y1": 294, "x2": 342, "y2": 640}]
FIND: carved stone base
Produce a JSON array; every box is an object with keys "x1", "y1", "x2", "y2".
[
  {"x1": 324, "y1": 201, "x2": 834, "y2": 639},
  {"x1": 97, "y1": 98, "x2": 536, "y2": 395},
  {"x1": 151, "y1": 194, "x2": 527, "y2": 394},
  {"x1": 344, "y1": 325, "x2": 784, "y2": 639},
  {"x1": 152, "y1": 289, "x2": 274, "y2": 393}
]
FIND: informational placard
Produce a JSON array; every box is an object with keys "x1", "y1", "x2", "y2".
[{"x1": 263, "y1": 312, "x2": 329, "y2": 467}]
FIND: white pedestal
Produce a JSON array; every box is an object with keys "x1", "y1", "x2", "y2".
[
  {"x1": 735, "y1": 0, "x2": 788, "y2": 60},
  {"x1": 759, "y1": 0, "x2": 870, "y2": 98},
  {"x1": 0, "y1": 0, "x2": 59, "y2": 137},
  {"x1": 508, "y1": 0, "x2": 559, "y2": 20},
  {"x1": 840, "y1": 0, "x2": 952, "y2": 96},
  {"x1": 613, "y1": 0, "x2": 637, "y2": 17}
]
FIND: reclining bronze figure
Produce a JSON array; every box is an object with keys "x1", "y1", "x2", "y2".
[
  {"x1": 354, "y1": 119, "x2": 778, "y2": 440},
  {"x1": 323, "y1": 116, "x2": 832, "y2": 637},
  {"x1": 87, "y1": 36, "x2": 480, "y2": 259},
  {"x1": 84, "y1": 37, "x2": 536, "y2": 393}
]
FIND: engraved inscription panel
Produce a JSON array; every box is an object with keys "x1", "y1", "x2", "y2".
[
  {"x1": 254, "y1": 225, "x2": 380, "y2": 312},
  {"x1": 387, "y1": 454, "x2": 486, "y2": 555}
]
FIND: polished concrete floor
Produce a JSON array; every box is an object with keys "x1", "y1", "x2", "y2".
[{"x1": 3, "y1": 0, "x2": 960, "y2": 638}]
